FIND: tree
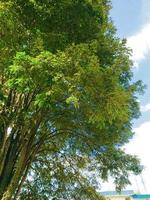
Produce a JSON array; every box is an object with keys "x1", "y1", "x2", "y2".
[{"x1": 0, "y1": 0, "x2": 144, "y2": 199}]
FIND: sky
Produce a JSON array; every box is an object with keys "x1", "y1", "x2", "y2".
[{"x1": 101, "y1": 0, "x2": 150, "y2": 193}]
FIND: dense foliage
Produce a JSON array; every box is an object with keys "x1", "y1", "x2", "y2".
[{"x1": 0, "y1": 0, "x2": 144, "y2": 199}]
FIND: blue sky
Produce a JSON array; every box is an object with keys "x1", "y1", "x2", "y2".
[{"x1": 101, "y1": 0, "x2": 150, "y2": 193}]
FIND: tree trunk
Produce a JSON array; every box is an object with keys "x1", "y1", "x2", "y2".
[
  {"x1": 1, "y1": 151, "x2": 27, "y2": 199},
  {"x1": 0, "y1": 91, "x2": 43, "y2": 199},
  {"x1": 0, "y1": 133, "x2": 33, "y2": 200}
]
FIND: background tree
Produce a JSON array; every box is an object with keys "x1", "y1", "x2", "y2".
[{"x1": 0, "y1": 0, "x2": 144, "y2": 199}]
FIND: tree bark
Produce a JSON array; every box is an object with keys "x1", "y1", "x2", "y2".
[
  {"x1": 0, "y1": 117, "x2": 43, "y2": 199},
  {"x1": 0, "y1": 139, "x2": 33, "y2": 200},
  {"x1": 1, "y1": 145, "x2": 27, "y2": 200}
]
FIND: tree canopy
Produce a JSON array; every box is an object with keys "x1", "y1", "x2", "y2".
[{"x1": 0, "y1": 0, "x2": 144, "y2": 199}]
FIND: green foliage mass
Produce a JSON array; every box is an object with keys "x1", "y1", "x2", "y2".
[{"x1": 0, "y1": 0, "x2": 144, "y2": 199}]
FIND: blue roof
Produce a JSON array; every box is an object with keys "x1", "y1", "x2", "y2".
[
  {"x1": 132, "y1": 195, "x2": 150, "y2": 199},
  {"x1": 100, "y1": 190, "x2": 134, "y2": 196}
]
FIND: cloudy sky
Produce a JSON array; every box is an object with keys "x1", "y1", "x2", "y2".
[{"x1": 101, "y1": 0, "x2": 150, "y2": 193}]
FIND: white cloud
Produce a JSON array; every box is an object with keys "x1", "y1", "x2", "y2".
[
  {"x1": 141, "y1": 103, "x2": 150, "y2": 112},
  {"x1": 127, "y1": 23, "x2": 150, "y2": 67},
  {"x1": 101, "y1": 121, "x2": 150, "y2": 192},
  {"x1": 125, "y1": 121, "x2": 150, "y2": 193}
]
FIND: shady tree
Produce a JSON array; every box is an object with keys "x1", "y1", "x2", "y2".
[{"x1": 0, "y1": 0, "x2": 144, "y2": 199}]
